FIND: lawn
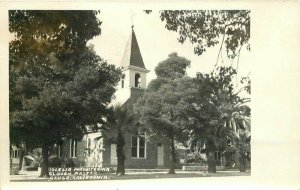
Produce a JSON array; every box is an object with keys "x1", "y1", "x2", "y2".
[{"x1": 10, "y1": 171, "x2": 251, "y2": 182}]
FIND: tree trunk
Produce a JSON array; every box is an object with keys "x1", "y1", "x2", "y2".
[
  {"x1": 169, "y1": 135, "x2": 176, "y2": 174},
  {"x1": 40, "y1": 140, "x2": 50, "y2": 177},
  {"x1": 239, "y1": 152, "x2": 246, "y2": 172},
  {"x1": 116, "y1": 127, "x2": 125, "y2": 176},
  {"x1": 207, "y1": 151, "x2": 216, "y2": 173},
  {"x1": 18, "y1": 148, "x2": 25, "y2": 171}
]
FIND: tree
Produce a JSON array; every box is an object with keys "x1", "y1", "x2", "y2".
[
  {"x1": 144, "y1": 10, "x2": 251, "y2": 172},
  {"x1": 134, "y1": 53, "x2": 191, "y2": 174},
  {"x1": 159, "y1": 10, "x2": 250, "y2": 60},
  {"x1": 9, "y1": 10, "x2": 122, "y2": 177},
  {"x1": 104, "y1": 105, "x2": 135, "y2": 176},
  {"x1": 184, "y1": 67, "x2": 251, "y2": 172},
  {"x1": 9, "y1": 10, "x2": 101, "y2": 61}
]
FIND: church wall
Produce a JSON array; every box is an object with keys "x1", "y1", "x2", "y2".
[
  {"x1": 113, "y1": 88, "x2": 131, "y2": 107},
  {"x1": 121, "y1": 69, "x2": 131, "y2": 89},
  {"x1": 60, "y1": 139, "x2": 70, "y2": 159},
  {"x1": 60, "y1": 137, "x2": 87, "y2": 167},
  {"x1": 102, "y1": 139, "x2": 112, "y2": 167},
  {"x1": 123, "y1": 132, "x2": 158, "y2": 168},
  {"x1": 122, "y1": 88, "x2": 145, "y2": 112},
  {"x1": 101, "y1": 133, "x2": 171, "y2": 169}
]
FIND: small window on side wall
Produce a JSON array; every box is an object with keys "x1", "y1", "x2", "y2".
[
  {"x1": 70, "y1": 139, "x2": 77, "y2": 158},
  {"x1": 58, "y1": 145, "x2": 62, "y2": 158},
  {"x1": 121, "y1": 74, "x2": 125, "y2": 88},
  {"x1": 87, "y1": 138, "x2": 92, "y2": 156}
]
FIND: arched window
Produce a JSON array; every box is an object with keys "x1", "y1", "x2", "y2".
[
  {"x1": 121, "y1": 74, "x2": 125, "y2": 88},
  {"x1": 135, "y1": 73, "x2": 141, "y2": 88}
]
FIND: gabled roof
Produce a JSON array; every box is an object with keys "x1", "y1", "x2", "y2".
[{"x1": 120, "y1": 26, "x2": 147, "y2": 70}]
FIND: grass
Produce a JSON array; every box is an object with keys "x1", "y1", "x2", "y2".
[{"x1": 10, "y1": 171, "x2": 251, "y2": 182}]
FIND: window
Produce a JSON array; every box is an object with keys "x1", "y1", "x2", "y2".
[
  {"x1": 58, "y1": 145, "x2": 62, "y2": 158},
  {"x1": 215, "y1": 151, "x2": 221, "y2": 161},
  {"x1": 135, "y1": 73, "x2": 141, "y2": 88},
  {"x1": 227, "y1": 139, "x2": 232, "y2": 147},
  {"x1": 10, "y1": 149, "x2": 20, "y2": 158},
  {"x1": 87, "y1": 138, "x2": 92, "y2": 156},
  {"x1": 131, "y1": 132, "x2": 146, "y2": 158},
  {"x1": 215, "y1": 145, "x2": 224, "y2": 161},
  {"x1": 121, "y1": 74, "x2": 125, "y2": 88},
  {"x1": 70, "y1": 139, "x2": 77, "y2": 158}
]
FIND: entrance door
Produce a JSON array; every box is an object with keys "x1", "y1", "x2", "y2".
[
  {"x1": 157, "y1": 145, "x2": 164, "y2": 167},
  {"x1": 110, "y1": 144, "x2": 117, "y2": 165}
]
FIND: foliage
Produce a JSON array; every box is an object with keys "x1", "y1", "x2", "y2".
[
  {"x1": 9, "y1": 10, "x2": 121, "y2": 177},
  {"x1": 159, "y1": 10, "x2": 250, "y2": 58},
  {"x1": 144, "y1": 10, "x2": 152, "y2": 14},
  {"x1": 134, "y1": 53, "x2": 192, "y2": 174},
  {"x1": 27, "y1": 148, "x2": 43, "y2": 167},
  {"x1": 104, "y1": 105, "x2": 136, "y2": 139},
  {"x1": 183, "y1": 66, "x2": 251, "y2": 172},
  {"x1": 9, "y1": 10, "x2": 101, "y2": 61},
  {"x1": 83, "y1": 136, "x2": 104, "y2": 167},
  {"x1": 154, "y1": 52, "x2": 190, "y2": 79},
  {"x1": 10, "y1": 45, "x2": 121, "y2": 147}
]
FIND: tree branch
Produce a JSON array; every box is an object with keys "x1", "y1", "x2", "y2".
[
  {"x1": 225, "y1": 17, "x2": 250, "y2": 28},
  {"x1": 233, "y1": 86, "x2": 246, "y2": 96},
  {"x1": 212, "y1": 33, "x2": 226, "y2": 72},
  {"x1": 235, "y1": 44, "x2": 243, "y2": 85}
]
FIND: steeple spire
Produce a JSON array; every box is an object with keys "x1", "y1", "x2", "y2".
[
  {"x1": 120, "y1": 26, "x2": 147, "y2": 70},
  {"x1": 131, "y1": 10, "x2": 134, "y2": 30}
]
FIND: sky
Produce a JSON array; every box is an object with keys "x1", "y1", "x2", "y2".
[{"x1": 88, "y1": 10, "x2": 251, "y2": 87}]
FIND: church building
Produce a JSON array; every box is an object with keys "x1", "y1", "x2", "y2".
[
  {"x1": 55, "y1": 26, "x2": 171, "y2": 169},
  {"x1": 100, "y1": 26, "x2": 171, "y2": 169},
  {"x1": 101, "y1": 26, "x2": 171, "y2": 169}
]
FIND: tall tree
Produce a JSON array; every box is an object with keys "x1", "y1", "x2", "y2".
[
  {"x1": 134, "y1": 53, "x2": 191, "y2": 174},
  {"x1": 183, "y1": 67, "x2": 251, "y2": 172},
  {"x1": 9, "y1": 10, "x2": 121, "y2": 177},
  {"x1": 144, "y1": 10, "x2": 251, "y2": 172},
  {"x1": 104, "y1": 105, "x2": 135, "y2": 176}
]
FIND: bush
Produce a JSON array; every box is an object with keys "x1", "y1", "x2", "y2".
[
  {"x1": 65, "y1": 159, "x2": 75, "y2": 168},
  {"x1": 10, "y1": 166, "x2": 20, "y2": 175},
  {"x1": 26, "y1": 163, "x2": 38, "y2": 171},
  {"x1": 49, "y1": 157, "x2": 62, "y2": 167},
  {"x1": 186, "y1": 152, "x2": 207, "y2": 165}
]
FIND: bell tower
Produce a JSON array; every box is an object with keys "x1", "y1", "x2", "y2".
[
  {"x1": 120, "y1": 26, "x2": 149, "y2": 89},
  {"x1": 114, "y1": 26, "x2": 149, "y2": 106}
]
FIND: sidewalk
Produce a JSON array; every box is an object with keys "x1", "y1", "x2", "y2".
[{"x1": 10, "y1": 170, "x2": 50, "y2": 181}]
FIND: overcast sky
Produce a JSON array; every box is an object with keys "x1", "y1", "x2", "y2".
[{"x1": 89, "y1": 10, "x2": 251, "y2": 86}]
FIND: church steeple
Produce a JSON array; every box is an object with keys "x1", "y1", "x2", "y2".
[
  {"x1": 113, "y1": 26, "x2": 150, "y2": 106},
  {"x1": 119, "y1": 27, "x2": 149, "y2": 89},
  {"x1": 120, "y1": 26, "x2": 147, "y2": 70}
]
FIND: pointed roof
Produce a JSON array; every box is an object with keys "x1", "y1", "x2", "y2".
[{"x1": 120, "y1": 26, "x2": 147, "y2": 70}]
